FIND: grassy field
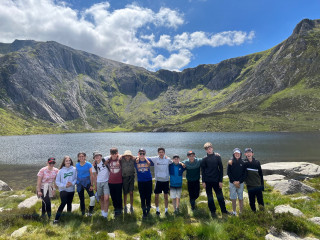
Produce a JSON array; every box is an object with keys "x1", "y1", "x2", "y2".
[{"x1": 0, "y1": 178, "x2": 319, "y2": 240}]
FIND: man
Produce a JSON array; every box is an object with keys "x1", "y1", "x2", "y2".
[
  {"x1": 182, "y1": 151, "x2": 202, "y2": 210},
  {"x1": 149, "y1": 147, "x2": 172, "y2": 216},
  {"x1": 244, "y1": 148, "x2": 264, "y2": 212},
  {"x1": 92, "y1": 151, "x2": 110, "y2": 218},
  {"x1": 201, "y1": 142, "x2": 229, "y2": 217}
]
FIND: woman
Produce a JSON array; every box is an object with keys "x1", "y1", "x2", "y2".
[
  {"x1": 76, "y1": 152, "x2": 95, "y2": 216},
  {"x1": 36, "y1": 157, "x2": 59, "y2": 219},
  {"x1": 54, "y1": 156, "x2": 77, "y2": 223}
]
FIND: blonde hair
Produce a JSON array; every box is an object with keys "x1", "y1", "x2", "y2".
[{"x1": 203, "y1": 142, "x2": 213, "y2": 149}]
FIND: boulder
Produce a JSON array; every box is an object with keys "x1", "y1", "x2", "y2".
[
  {"x1": 265, "y1": 229, "x2": 318, "y2": 240},
  {"x1": 274, "y1": 205, "x2": 304, "y2": 217},
  {"x1": 308, "y1": 217, "x2": 320, "y2": 225},
  {"x1": 264, "y1": 174, "x2": 286, "y2": 181},
  {"x1": 18, "y1": 196, "x2": 39, "y2": 209},
  {"x1": 0, "y1": 180, "x2": 12, "y2": 191},
  {"x1": 11, "y1": 226, "x2": 28, "y2": 238},
  {"x1": 291, "y1": 196, "x2": 312, "y2": 201},
  {"x1": 261, "y1": 162, "x2": 320, "y2": 179},
  {"x1": 267, "y1": 179, "x2": 316, "y2": 195}
]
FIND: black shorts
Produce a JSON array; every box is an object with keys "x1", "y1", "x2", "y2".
[{"x1": 154, "y1": 181, "x2": 169, "y2": 194}]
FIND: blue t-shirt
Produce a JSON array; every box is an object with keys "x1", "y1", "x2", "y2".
[
  {"x1": 76, "y1": 162, "x2": 92, "y2": 179},
  {"x1": 135, "y1": 158, "x2": 152, "y2": 182}
]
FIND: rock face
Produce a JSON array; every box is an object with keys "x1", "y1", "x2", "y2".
[
  {"x1": 261, "y1": 162, "x2": 320, "y2": 179},
  {"x1": 18, "y1": 196, "x2": 39, "y2": 209},
  {"x1": 0, "y1": 180, "x2": 12, "y2": 191},
  {"x1": 265, "y1": 228, "x2": 318, "y2": 240},
  {"x1": 264, "y1": 174, "x2": 286, "y2": 181},
  {"x1": 1, "y1": 19, "x2": 320, "y2": 132},
  {"x1": 11, "y1": 226, "x2": 28, "y2": 238},
  {"x1": 308, "y1": 217, "x2": 320, "y2": 225},
  {"x1": 274, "y1": 205, "x2": 304, "y2": 217},
  {"x1": 266, "y1": 179, "x2": 316, "y2": 195}
]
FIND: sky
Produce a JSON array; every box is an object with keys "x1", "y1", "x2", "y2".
[{"x1": 0, "y1": 0, "x2": 320, "y2": 72}]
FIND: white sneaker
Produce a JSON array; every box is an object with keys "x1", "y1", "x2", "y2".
[{"x1": 232, "y1": 211, "x2": 237, "y2": 216}]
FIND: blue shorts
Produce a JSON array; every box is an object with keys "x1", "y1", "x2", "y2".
[{"x1": 229, "y1": 182, "x2": 244, "y2": 200}]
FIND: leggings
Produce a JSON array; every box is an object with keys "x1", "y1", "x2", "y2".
[
  {"x1": 78, "y1": 185, "x2": 94, "y2": 215},
  {"x1": 54, "y1": 191, "x2": 75, "y2": 221},
  {"x1": 138, "y1": 180, "x2": 152, "y2": 211},
  {"x1": 41, "y1": 189, "x2": 52, "y2": 218}
]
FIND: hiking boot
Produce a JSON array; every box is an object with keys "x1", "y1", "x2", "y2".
[
  {"x1": 211, "y1": 212, "x2": 217, "y2": 218},
  {"x1": 130, "y1": 206, "x2": 134, "y2": 213},
  {"x1": 156, "y1": 211, "x2": 161, "y2": 216},
  {"x1": 53, "y1": 220, "x2": 59, "y2": 224}
]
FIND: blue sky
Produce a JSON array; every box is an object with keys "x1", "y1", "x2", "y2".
[{"x1": 0, "y1": 0, "x2": 319, "y2": 71}]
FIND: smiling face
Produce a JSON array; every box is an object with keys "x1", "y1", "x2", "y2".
[
  {"x1": 138, "y1": 151, "x2": 146, "y2": 160},
  {"x1": 234, "y1": 152, "x2": 241, "y2": 159},
  {"x1": 64, "y1": 157, "x2": 71, "y2": 167},
  {"x1": 205, "y1": 146, "x2": 213, "y2": 154},
  {"x1": 187, "y1": 153, "x2": 195, "y2": 162},
  {"x1": 158, "y1": 150, "x2": 165, "y2": 158},
  {"x1": 245, "y1": 151, "x2": 254, "y2": 159},
  {"x1": 94, "y1": 154, "x2": 102, "y2": 163},
  {"x1": 173, "y1": 157, "x2": 180, "y2": 164},
  {"x1": 78, "y1": 153, "x2": 86, "y2": 163}
]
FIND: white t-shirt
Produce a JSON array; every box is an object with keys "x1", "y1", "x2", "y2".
[
  {"x1": 149, "y1": 156, "x2": 172, "y2": 181},
  {"x1": 92, "y1": 161, "x2": 109, "y2": 183}
]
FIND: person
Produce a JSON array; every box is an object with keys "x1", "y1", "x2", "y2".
[
  {"x1": 36, "y1": 157, "x2": 59, "y2": 219},
  {"x1": 92, "y1": 151, "x2": 110, "y2": 218},
  {"x1": 201, "y1": 142, "x2": 229, "y2": 217},
  {"x1": 149, "y1": 147, "x2": 172, "y2": 216},
  {"x1": 105, "y1": 147, "x2": 123, "y2": 217},
  {"x1": 227, "y1": 148, "x2": 246, "y2": 216},
  {"x1": 54, "y1": 156, "x2": 77, "y2": 223},
  {"x1": 120, "y1": 150, "x2": 136, "y2": 214},
  {"x1": 135, "y1": 148, "x2": 152, "y2": 218},
  {"x1": 182, "y1": 150, "x2": 202, "y2": 210},
  {"x1": 169, "y1": 155, "x2": 185, "y2": 213},
  {"x1": 76, "y1": 152, "x2": 95, "y2": 216},
  {"x1": 244, "y1": 148, "x2": 265, "y2": 212}
]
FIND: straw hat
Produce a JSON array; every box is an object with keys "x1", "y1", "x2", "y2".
[{"x1": 123, "y1": 150, "x2": 133, "y2": 157}]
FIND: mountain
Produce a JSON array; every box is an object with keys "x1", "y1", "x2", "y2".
[{"x1": 0, "y1": 18, "x2": 320, "y2": 135}]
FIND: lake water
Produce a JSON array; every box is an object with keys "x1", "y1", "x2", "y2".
[{"x1": 0, "y1": 132, "x2": 319, "y2": 190}]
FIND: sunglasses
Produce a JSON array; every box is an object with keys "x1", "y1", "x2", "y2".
[
  {"x1": 139, "y1": 152, "x2": 145, "y2": 155},
  {"x1": 49, "y1": 162, "x2": 55, "y2": 165}
]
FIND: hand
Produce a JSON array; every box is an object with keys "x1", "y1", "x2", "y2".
[
  {"x1": 66, "y1": 182, "x2": 72, "y2": 188},
  {"x1": 136, "y1": 158, "x2": 139, "y2": 163},
  {"x1": 89, "y1": 186, "x2": 93, "y2": 191},
  {"x1": 228, "y1": 160, "x2": 232, "y2": 165},
  {"x1": 215, "y1": 152, "x2": 221, "y2": 157},
  {"x1": 202, "y1": 182, "x2": 206, "y2": 189},
  {"x1": 37, "y1": 191, "x2": 42, "y2": 198},
  {"x1": 92, "y1": 160, "x2": 97, "y2": 166},
  {"x1": 180, "y1": 162, "x2": 186, "y2": 168},
  {"x1": 219, "y1": 182, "x2": 223, "y2": 189}
]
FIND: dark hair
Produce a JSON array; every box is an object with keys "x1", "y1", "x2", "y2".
[
  {"x1": 158, "y1": 147, "x2": 165, "y2": 153},
  {"x1": 110, "y1": 147, "x2": 118, "y2": 154},
  {"x1": 60, "y1": 156, "x2": 74, "y2": 169},
  {"x1": 77, "y1": 152, "x2": 86, "y2": 162}
]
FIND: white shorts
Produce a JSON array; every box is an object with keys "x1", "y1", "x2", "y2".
[
  {"x1": 170, "y1": 187, "x2": 182, "y2": 199},
  {"x1": 229, "y1": 182, "x2": 244, "y2": 200}
]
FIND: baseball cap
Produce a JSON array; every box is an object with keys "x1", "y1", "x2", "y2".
[
  {"x1": 233, "y1": 148, "x2": 241, "y2": 154},
  {"x1": 245, "y1": 148, "x2": 253, "y2": 153},
  {"x1": 48, "y1": 157, "x2": 56, "y2": 164},
  {"x1": 187, "y1": 150, "x2": 195, "y2": 156}
]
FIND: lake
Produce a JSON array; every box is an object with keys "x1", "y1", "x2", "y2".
[{"x1": 0, "y1": 132, "x2": 319, "y2": 190}]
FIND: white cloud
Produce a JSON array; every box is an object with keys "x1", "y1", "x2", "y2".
[{"x1": 0, "y1": 0, "x2": 255, "y2": 71}]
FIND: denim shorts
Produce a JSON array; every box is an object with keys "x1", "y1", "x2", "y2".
[{"x1": 229, "y1": 182, "x2": 244, "y2": 200}]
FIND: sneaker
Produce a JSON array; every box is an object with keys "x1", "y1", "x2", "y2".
[
  {"x1": 86, "y1": 213, "x2": 93, "y2": 217},
  {"x1": 165, "y1": 211, "x2": 169, "y2": 217},
  {"x1": 130, "y1": 206, "x2": 134, "y2": 213},
  {"x1": 53, "y1": 220, "x2": 59, "y2": 224},
  {"x1": 124, "y1": 206, "x2": 128, "y2": 214},
  {"x1": 156, "y1": 211, "x2": 161, "y2": 216},
  {"x1": 232, "y1": 211, "x2": 237, "y2": 216}
]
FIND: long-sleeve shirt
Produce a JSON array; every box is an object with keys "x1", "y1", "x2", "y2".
[
  {"x1": 201, "y1": 153, "x2": 223, "y2": 183},
  {"x1": 55, "y1": 166, "x2": 77, "y2": 192},
  {"x1": 244, "y1": 158, "x2": 264, "y2": 188},
  {"x1": 182, "y1": 158, "x2": 202, "y2": 182},
  {"x1": 227, "y1": 157, "x2": 246, "y2": 183}
]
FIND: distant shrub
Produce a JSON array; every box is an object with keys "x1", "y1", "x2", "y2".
[
  {"x1": 140, "y1": 228, "x2": 160, "y2": 240},
  {"x1": 165, "y1": 227, "x2": 183, "y2": 240}
]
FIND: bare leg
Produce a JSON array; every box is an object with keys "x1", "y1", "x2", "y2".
[
  {"x1": 239, "y1": 199, "x2": 243, "y2": 214},
  {"x1": 176, "y1": 198, "x2": 180, "y2": 209},
  {"x1": 231, "y1": 199, "x2": 237, "y2": 213},
  {"x1": 164, "y1": 194, "x2": 168, "y2": 208},
  {"x1": 130, "y1": 192, "x2": 134, "y2": 207},
  {"x1": 124, "y1": 194, "x2": 127, "y2": 207},
  {"x1": 172, "y1": 198, "x2": 176, "y2": 210},
  {"x1": 155, "y1": 194, "x2": 159, "y2": 207}
]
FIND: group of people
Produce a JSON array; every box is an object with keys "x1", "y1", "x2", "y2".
[{"x1": 36, "y1": 142, "x2": 265, "y2": 224}]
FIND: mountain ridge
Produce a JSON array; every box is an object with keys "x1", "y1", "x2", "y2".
[{"x1": 0, "y1": 18, "x2": 319, "y2": 134}]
